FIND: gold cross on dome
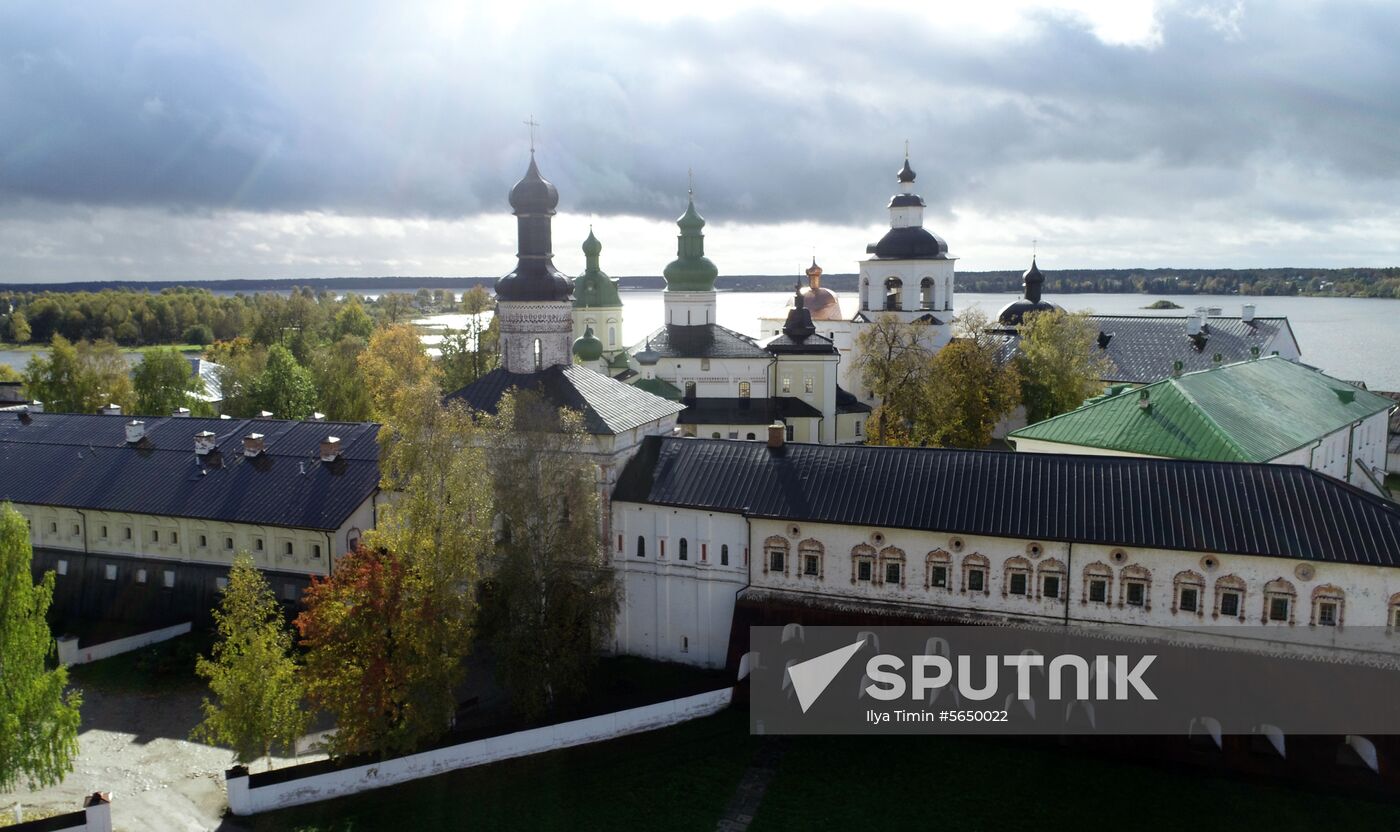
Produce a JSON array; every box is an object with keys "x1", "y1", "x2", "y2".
[{"x1": 524, "y1": 116, "x2": 540, "y2": 152}]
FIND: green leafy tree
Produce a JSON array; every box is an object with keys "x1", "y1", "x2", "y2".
[
  {"x1": 133, "y1": 347, "x2": 200, "y2": 416},
  {"x1": 916, "y1": 310, "x2": 1021, "y2": 448},
  {"x1": 439, "y1": 287, "x2": 496, "y2": 392},
  {"x1": 359, "y1": 325, "x2": 441, "y2": 422},
  {"x1": 21, "y1": 336, "x2": 134, "y2": 415},
  {"x1": 484, "y1": 391, "x2": 619, "y2": 719},
  {"x1": 183, "y1": 324, "x2": 215, "y2": 346},
  {"x1": 0, "y1": 503, "x2": 82, "y2": 791},
  {"x1": 0, "y1": 364, "x2": 20, "y2": 383},
  {"x1": 332, "y1": 296, "x2": 374, "y2": 341},
  {"x1": 312, "y1": 336, "x2": 373, "y2": 422},
  {"x1": 850, "y1": 314, "x2": 931, "y2": 445},
  {"x1": 1017, "y1": 309, "x2": 1112, "y2": 423},
  {"x1": 253, "y1": 344, "x2": 317, "y2": 420},
  {"x1": 7, "y1": 311, "x2": 30, "y2": 344},
  {"x1": 192, "y1": 554, "x2": 309, "y2": 770}
]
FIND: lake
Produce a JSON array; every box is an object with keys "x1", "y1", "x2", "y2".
[{"x1": 6, "y1": 291, "x2": 1399, "y2": 390}]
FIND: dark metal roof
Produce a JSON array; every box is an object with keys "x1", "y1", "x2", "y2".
[
  {"x1": 631, "y1": 324, "x2": 770, "y2": 360},
  {"x1": 1085, "y1": 315, "x2": 1298, "y2": 384},
  {"x1": 444, "y1": 365, "x2": 684, "y2": 436},
  {"x1": 0, "y1": 413, "x2": 380, "y2": 530},
  {"x1": 835, "y1": 386, "x2": 873, "y2": 414},
  {"x1": 614, "y1": 436, "x2": 1400, "y2": 566},
  {"x1": 676, "y1": 397, "x2": 822, "y2": 426},
  {"x1": 865, "y1": 225, "x2": 949, "y2": 260}
]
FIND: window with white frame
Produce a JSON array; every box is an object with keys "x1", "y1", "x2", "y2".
[
  {"x1": 136, "y1": 569, "x2": 146, "y2": 584},
  {"x1": 1082, "y1": 562, "x2": 1112, "y2": 605},
  {"x1": 962, "y1": 553, "x2": 990, "y2": 594},
  {"x1": 925, "y1": 549, "x2": 952, "y2": 590},
  {"x1": 1310, "y1": 584, "x2": 1344, "y2": 627},
  {"x1": 104, "y1": 564, "x2": 117, "y2": 581},
  {"x1": 721, "y1": 544, "x2": 729, "y2": 566},
  {"x1": 782, "y1": 377, "x2": 791, "y2": 393},
  {"x1": 679, "y1": 538, "x2": 689, "y2": 561},
  {"x1": 163, "y1": 570, "x2": 175, "y2": 589}
]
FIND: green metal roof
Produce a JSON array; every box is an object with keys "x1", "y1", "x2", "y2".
[
  {"x1": 631, "y1": 376, "x2": 683, "y2": 401},
  {"x1": 573, "y1": 229, "x2": 623, "y2": 309},
  {"x1": 1010, "y1": 356, "x2": 1397, "y2": 463}
]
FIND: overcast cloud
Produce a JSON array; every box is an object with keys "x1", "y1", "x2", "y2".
[{"x1": 2, "y1": 0, "x2": 1399, "y2": 281}]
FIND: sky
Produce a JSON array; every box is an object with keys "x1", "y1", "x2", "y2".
[{"x1": 2, "y1": 0, "x2": 1399, "y2": 283}]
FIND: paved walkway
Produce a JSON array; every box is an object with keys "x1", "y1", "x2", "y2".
[{"x1": 716, "y1": 738, "x2": 784, "y2": 832}]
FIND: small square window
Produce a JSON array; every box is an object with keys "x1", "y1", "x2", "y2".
[
  {"x1": 199, "y1": 535, "x2": 207, "y2": 548},
  {"x1": 930, "y1": 565, "x2": 948, "y2": 588},
  {"x1": 136, "y1": 569, "x2": 147, "y2": 584},
  {"x1": 1009, "y1": 572, "x2": 1028, "y2": 596},
  {"x1": 104, "y1": 564, "x2": 117, "y2": 581},
  {"x1": 804, "y1": 378, "x2": 813, "y2": 393},
  {"x1": 216, "y1": 577, "x2": 229, "y2": 591},
  {"x1": 728, "y1": 431, "x2": 739, "y2": 440},
  {"x1": 100, "y1": 525, "x2": 108, "y2": 538},
  {"x1": 1179, "y1": 587, "x2": 1199, "y2": 613},
  {"x1": 313, "y1": 544, "x2": 322, "y2": 558},
  {"x1": 1220, "y1": 591, "x2": 1241, "y2": 617},
  {"x1": 1043, "y1": 575, "x2": 1061, "y2": 599},
  {"x1": 1269, "y1": 597, "x2": 1290, "y2": 622},
  {"x1": 857, "y1": 560, "x2": 873, "y2": 582},
  {"x1": 124, "y1": 527, "x2": 132, "y2": 540},
  {"x1": 885, "y1": 562, "x2": 902, "y2": 586},
  {"x1": 163, "y1": 570, "x2": 176, "y2": 589},
  {"x1": 781, "y1": 378, "x2": 791, "y2": 393},
  {"x1": 1126, "y1": 582, "x2": 1146, "y2": 607},
  {"x1": 56, "y1": 560, "x2": 68, "y2": 576},
  {"x1": 967, "y1": 569, "x2": 986, "y2": 593},
  {"x1": 1318, "y1": 602, "x2": 1337, "y2": 626},
  {"x1": 1089, "y1": 579, "x2": 1108, "y2": 603},
  {"x1": 803, "y1": 554, "x2": 820, "y2": 576},
  {"x1": 282, "y1": 583, "x2": 297, "y2": 601},
  {"x1": 769, "y1": 550, "x2": 785, "y2": 574}
]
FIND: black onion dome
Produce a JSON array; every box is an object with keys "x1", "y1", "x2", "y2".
[
  {"x1": 509, "y1": 154, "x2": 559, "y2": 214},
  {"x1": 897, "y1": 158, "x2": 916, "y2": 183},
  {"x1": 867, "y1": 226, "x2": 949, "y2": 260},
  {"x1": 997, "y1": 258, "x2": 1058, "y2": 324}
]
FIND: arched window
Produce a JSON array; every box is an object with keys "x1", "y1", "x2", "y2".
[
  {"x1": 884, "y1": 276, "x2": 903, "y2": 310},
  {"x1": 636, "y1": 536, "x2": 646, "y2": 558},
  {"x1": 284, "y1": 541, "x2": 294, "y2": 556},
  {"x1": 679, "y1": 538, "x2": 688, "y2": 561},
  {"x1": 1172, "y1": 570, "x2": 1206, "y2": 616},
  {"x1": 1082, "y1": 562, "x2": 1112, "y2": 605},
  {"x1": 798, "y1": 539, "x2": 824, "y2": 579},
  {"x1": 878, "y1": 546, "x2": 906, "y2": 588},
  {"x1": 739, "y1": 381, "x2": 751, "y2": 398},
  {"x1": 746, "y1": 433, "x2": 756, "y2": 440},
  {"x1": 1003, "y1": 556, "x2": 1032, "y2": 597},
  {"x1": 1388, "y1": 593, "x2": 1400, "y2": 632},
  {"x1": 1310, "y1": 584, "x2": 1344, "y2": 627},
  {"x1": 764, "y1": 535, "x2": 789, "y2": 577},
  {"x1": 608, "y1": 326, "x2": 617, "y2": 346},
  {"x1": 861, "y1": 278, "x2": 870, "y2": 310},
  {"x1": 1213, "y1": 574, "x2": 1246, "y2": 620},
  {"x1": 962, "y1": 553, "x2": 990, "y2": 594},
  {"x1": 685, "y1": 381, "x2": 697, "y2": 399},
  {"x1": 1118, "y1": 564, "x2": 1152, "y2": 610},
  {"x1": 346, "y1": 528, "x2": 361, "y2": 552},
  {"x1": 721, "y1": 544, "x2": 730, "y2": 566},
  {"x1": 851, "y1": 543, "x2": 877, "y2": 584},
  {"x1": 1036, "y1": 558, "x2": 1066, "y2": 600},
  {"x1": 711, "y1": 432, "x2": 722, "y2": 439},
  {"x1": 533, "y1": 338, "x2": 543, "y2": 371},
  {"x1": 920, "y1": 276, "x2": 935, "y2": 309},
  {"x1": 925, "y1": 549, "x2": 952, "y2": 590},
  {"x1": 1263, "y1": 578, "x2": 1297, "y2": 625}
]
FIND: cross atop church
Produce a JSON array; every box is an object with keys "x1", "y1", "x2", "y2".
[
  {"x1": 524, "y1": 116, "x2": 540, "y2": 152},
  {"x1": 1033, "y1": 238, "x2": 1038, "y2": 258},
  {"x1": 688, "y1": 167, "x2": 694, "y2": 196},
  {"x1": 904, "y1": 138, "x2": 909, "y2": 159}
]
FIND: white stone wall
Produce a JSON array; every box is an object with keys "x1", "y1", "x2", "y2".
[
  {"x1": 664, "y1": 290, "x2": 717, "y2": 327},
  {"x1": 498, "y1": 300, "x2": 573, "y2": 373},
  {"x1": 573, "y1": 306, "x2": 625, "y2": 355},
  {"x1": 649, "y1": 355, "x2": 772, "y2": 401},
  {"x1": 611, "y1": 502, "x2": 749, "y2": 668},
  {"x1": 858, "y1": 258, "x2": 956, "y2": 316}
]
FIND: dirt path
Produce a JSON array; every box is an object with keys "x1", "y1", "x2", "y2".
[{"x1": 0, "y1": 686, "x2": 326, "y2": 832}]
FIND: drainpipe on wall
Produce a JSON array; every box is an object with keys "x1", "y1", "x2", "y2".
[
  {"x1": 1064, "y1": 542, "x2": 1073, "y2": 626},
  {"x1": 74, "y1": 509, "x2": 89, "y2": 555}
]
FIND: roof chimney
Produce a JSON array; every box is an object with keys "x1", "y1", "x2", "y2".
[
  {"x1": 29, "y1": 400, "x2": 43, "y2": 413},
  {"x1": 1096, "y1": 330, "x2": 1112, "y2": 349},
  {"x1": 243, "y1": 433, "x2": 266, "y2": 457},
  {"x1": 1241, "y1": 303, "x2": 1256, "y2": 323},
  {"x1": 258, "y1": 410, "x2": 274, "y2": 419},
  {"x1": 1138, "y1": 389, "x2": 1151, "y2": 412},
  {"x1": 194, "y1": 430, "x2": 217, "y2": 456},
  {"x1": 309, "y1": 412, "x2": 326, "y2": 422},
  {"x1": 172, "y1": 407, "x2": 191, "y2": 418},
  {"x1": 100, "y1": 403, "x2": 123, "y2": 416},
  {"x1": 1185, "y1": 316, "x2": 1202, "y2": 337},
  {"x1": 320, "y1": 435, "x2": 342, "y2": 462},
  {"x1": 125, "y1": 420, "x2": 145, "y2": 443},
  {"x1": 767, "y1": 421, "x2": 786, "y2": 451}
]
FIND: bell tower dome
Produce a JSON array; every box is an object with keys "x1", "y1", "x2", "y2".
[{"x1": 495, "y1": 152, "x2": 575, "y2": 373}]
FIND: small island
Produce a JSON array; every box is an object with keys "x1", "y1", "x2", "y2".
[{"x1": 1143, "y1": 299, "x2": 1184, "y2": 309}]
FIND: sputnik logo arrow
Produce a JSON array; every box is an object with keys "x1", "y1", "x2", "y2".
[{"x1": 787, "y1": 638, "x2": 866, "y2": 713}]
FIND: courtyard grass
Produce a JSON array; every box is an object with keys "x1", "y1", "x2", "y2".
[
  {"x1": 66, "y1": 630, "x2": 211, "y2": 695},
  {"x1": 247, "y1": 707, "x2": 1400, "y2": 832}
]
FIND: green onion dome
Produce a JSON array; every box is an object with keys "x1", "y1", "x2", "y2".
[{"x1": 572, "y1": 325, "x2": 604, "y2": 362}]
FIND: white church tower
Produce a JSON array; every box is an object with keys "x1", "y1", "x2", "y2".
[{"x1": 495, "y1": 153, "x2": 574, "y2": 373}]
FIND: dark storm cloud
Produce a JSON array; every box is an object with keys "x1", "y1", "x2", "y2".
[{"x1": 3, "y1": 1, "x2": 1399, "y2": 228}]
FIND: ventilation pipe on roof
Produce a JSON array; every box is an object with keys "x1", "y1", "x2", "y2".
[
  {"x1": 258, "y1": 410, "x2": 274, "y2": 418},
  {"x1": 125, "y1": 420, "x2": 146, "y2": 443},
  {"x1": 29, "y1": 401, "x2": 43, "y2": 413},
  {"x1": 100, "y1": 403, "x2": 123, "y2": 416},
  {"x1": 1138, "y1": 390, "x2": 1151, "y2": 412},
  {"x1": 1212, "y1": 353, "x2": 1224, "y2": 367},
  {"x1": 195, "y1": 431, "x2": 217, "y2": 456},
  {"x1": 320, "y1": 436, "x2": 342, "y2": 462},
  {"x1": 1241, "y1": 303, "x2": 1256, "y2": 323},
  {"x1": 172, "y1": 407, "x2": 191, "y2": 418},
  {"x1": 1172, "y1": 360, "x2": 1184, "y2": 378},
  {"x1": 309, "y1": 412, "x2": 326, "y2": 422},
  {"x1": 1185, "y1": 316, "x2": 1202, "y2": 337},
  {"x1": 767, "y1": 421, "x2": 786, "y2": 451},
  {"x1": 243, "y1": 433, "x2": 266, "y2": 457}
]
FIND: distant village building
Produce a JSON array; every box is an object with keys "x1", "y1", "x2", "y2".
[
  {"x1": 2, "y1": 412, "x2": 378, "y2": 625},
  {"x1": 1009, "y1": 356, "x2": 1395, "y2": 497}
]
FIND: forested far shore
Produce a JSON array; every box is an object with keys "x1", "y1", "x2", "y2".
[{"x1": 1, "y1": 265, "x2": 1398, "y2": 298}]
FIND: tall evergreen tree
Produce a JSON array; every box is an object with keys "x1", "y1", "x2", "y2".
[
  {"x1": 192, "y1": 554, "x2": 308, "y2": 770},
  {"x1": 0, "y1": 503, "x2": 82, "y2": 791}
]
